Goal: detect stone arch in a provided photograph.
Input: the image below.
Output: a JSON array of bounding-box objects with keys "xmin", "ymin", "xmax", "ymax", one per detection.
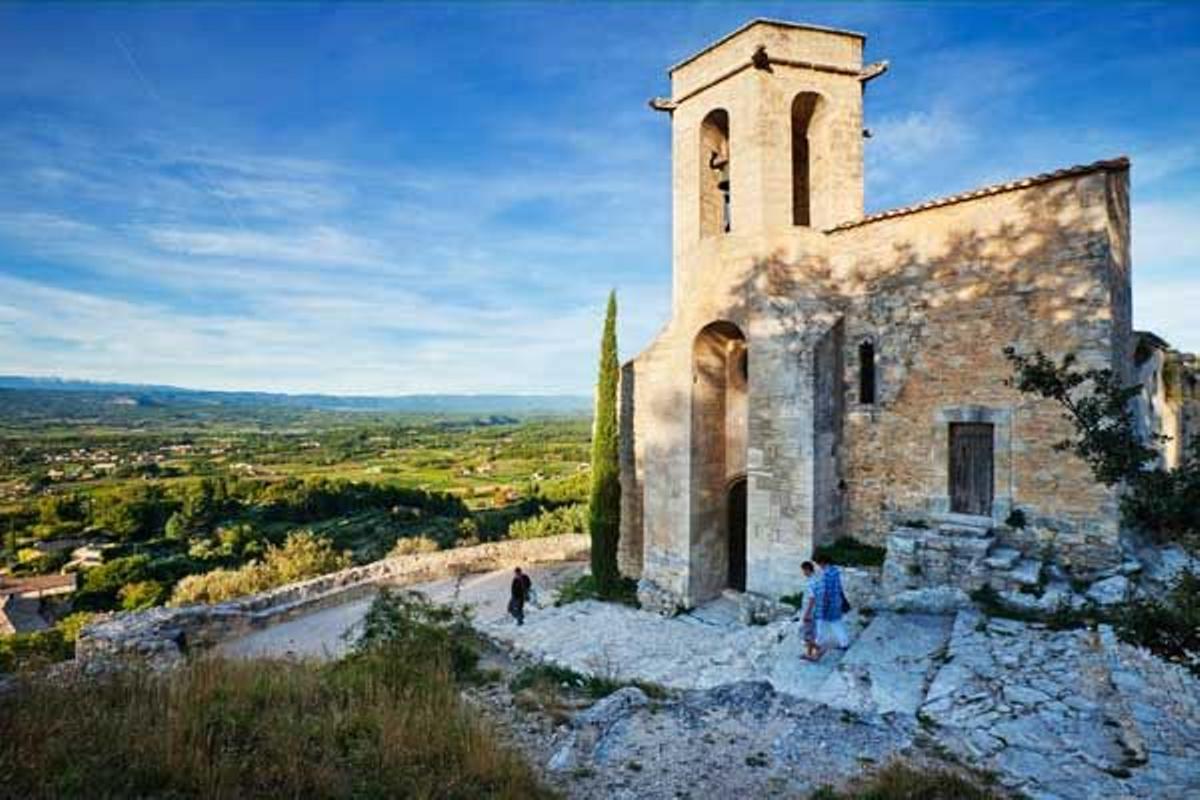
[
  {"xmin": 700, "ymin": 109, "xmax": 731, "ymax": 237},
  {"xmin": 791, "ymin": 92, "xmax": 824, "ymax": 227},
  {"xmin": 690, "ymin": 320, "xmax": 748, "ymax": 601}
]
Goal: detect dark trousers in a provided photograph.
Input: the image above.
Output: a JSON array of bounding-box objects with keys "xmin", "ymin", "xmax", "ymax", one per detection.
[{"xmin": 508, "ymin": 597, "xmax": 525, "ymax": 625}]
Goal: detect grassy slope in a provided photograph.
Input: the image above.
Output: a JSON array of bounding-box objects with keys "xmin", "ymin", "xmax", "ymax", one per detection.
[{"xmin": 0, "ymin": 593, "xmax": 556, "ymax": 800}]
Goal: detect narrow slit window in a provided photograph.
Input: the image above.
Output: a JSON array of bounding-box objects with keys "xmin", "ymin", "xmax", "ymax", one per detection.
[{"xmin": 859, "ymin": 341, "xmax": 876, "ymax": 404}]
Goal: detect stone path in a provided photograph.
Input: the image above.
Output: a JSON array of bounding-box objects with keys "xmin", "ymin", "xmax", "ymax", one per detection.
[
  {"xmin": 217, "ymin": 562, "xmax": 1200, "ymax": 799},
  {"xmin": 220, "ymin": 561, "xmax": 952, "ymax": 717},
  {"xmin": 214, "ymin": 562, "xmax": 588, "ymax": 661}
]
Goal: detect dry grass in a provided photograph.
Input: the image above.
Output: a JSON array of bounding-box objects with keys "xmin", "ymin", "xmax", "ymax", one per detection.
[
  {"xmin": 1, "ymin": 596, "xmax": 556, "ymax": 799},
  {"xmin": 811, "ymin": 759, "xmax": 1002, "ymax": 799}
]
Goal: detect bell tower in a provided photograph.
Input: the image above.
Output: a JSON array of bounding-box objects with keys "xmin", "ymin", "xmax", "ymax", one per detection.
[{"xmin": 653, "ymin": 19, "xmax": 885, "ymax": 302}]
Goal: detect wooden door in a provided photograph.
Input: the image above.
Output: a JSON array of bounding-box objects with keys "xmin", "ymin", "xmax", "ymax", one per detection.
[
  {"xmin": 949, "ymin": 423, "xmax": 994, "ymax": 516},
  {"xmin": 727, "ymin": 478, "xmax": 747, "ymax": 591}
]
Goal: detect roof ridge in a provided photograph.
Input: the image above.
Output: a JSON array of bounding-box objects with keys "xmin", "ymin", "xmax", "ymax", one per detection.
[
  {"xmin": 827, "ymin": 157, "xmax": 1129, "ymax": 233},
  {"xmin": 669, "ymin": 18, "xmax": 866, "ymax": 75}
]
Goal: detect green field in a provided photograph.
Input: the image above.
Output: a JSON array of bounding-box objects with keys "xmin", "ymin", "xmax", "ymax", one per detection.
[{"xmin": 0, "ymin": 393, "xmax": 591, "ymax": 671}]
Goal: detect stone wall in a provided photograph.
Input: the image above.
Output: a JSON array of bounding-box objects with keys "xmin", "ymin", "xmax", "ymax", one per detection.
[
  {"xmin": 830, "ymin": 168, "xmax": 1129, "ymax": 571},
  {"xmin": 76, "ymin": 534, "xmax": 589, "ymax": 669}
]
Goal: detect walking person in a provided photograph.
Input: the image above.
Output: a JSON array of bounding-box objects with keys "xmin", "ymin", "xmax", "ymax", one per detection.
[
  {"xmin": 814, "ymin": 553, "xmax": 850, "ymax": 650},
  {"xmin": 799, "ymin": 561, "xmax": 824, "ymax": 662},
  {"xmin": 508, "ymin": 566, "xmax": 533, "ymax": 626}
]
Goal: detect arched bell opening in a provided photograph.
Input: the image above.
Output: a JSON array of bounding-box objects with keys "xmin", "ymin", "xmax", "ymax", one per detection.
[{"xmin": 700, "ymin": 109, "xmax": 731, "ymax": 237}]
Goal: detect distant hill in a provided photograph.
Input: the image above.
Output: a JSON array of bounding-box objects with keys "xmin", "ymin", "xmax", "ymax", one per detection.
[{"xmin": 0, "ymin": 376, "xmax": 591, "ymax": 417}]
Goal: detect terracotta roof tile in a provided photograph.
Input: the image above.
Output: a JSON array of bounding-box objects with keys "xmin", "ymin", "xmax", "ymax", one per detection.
[
  {"xmin": 827, "ymin": 157, "xmax": 1129, "ymax": 233},
  {"xmin": 0, "ymin": 573, "xmax": 77, "ymax": 596}
]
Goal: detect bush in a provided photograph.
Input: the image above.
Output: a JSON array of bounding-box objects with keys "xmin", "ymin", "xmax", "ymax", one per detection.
[
  {"xmin": 1116, "ymin": 569, "xmax": 1200, "ymax": 675},
  {"xmin": 75, "ymin": 554, "xmax": 153, "ymax": 611},
  {"xmin": 119, "ymin": 579, "xmax": 166, "ymax": 611},
  {"xmin": 813, "ymin": 537, "xmax": 887, "ymax": 568},
  {"xmin": 554, "ymin": 573, "xmax": 639, "ymax": 607},
  {"xmin": 390, "ymin": 535, "xmax": 440, "ymax": 556},
  {"xmin": 0, "ymin": 629, "xmax": 71, "ymax": 674},
  {"xmin": 354, "ymin": 589, "xmax": 479, "ymax": 681},
  {"xmin": 170, "ymin": 531, "xmax": 350, "ymax": 605},
  {"xmin": 508, "ymin": 503, "xmax": 587, "ymax": 540}
]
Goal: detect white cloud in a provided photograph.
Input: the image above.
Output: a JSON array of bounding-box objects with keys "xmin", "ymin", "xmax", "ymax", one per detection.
[{"xmin": 1134, "ymin": 280, "xmax": 1200, "ymax": 354}]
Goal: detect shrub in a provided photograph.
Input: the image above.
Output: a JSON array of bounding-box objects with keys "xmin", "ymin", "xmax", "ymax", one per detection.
[
  {"xmin": 170, "ymin": 531, "xmax": 350, "ymax": 605},
  {"xmin": 354, "ymin": 589, "xmax": 479, "ymax": 682},
  {"xmin": 55, "ymin": 611, "xmax": 95, "ymax": 643},
  {"xmin": 813, "ymin": 537, "xmax": 887, "ymax": 568},
  {"xmin": 0, "ymin": 629, "xmax": 70, "ymax": 673},
  {"xmin": 389, "ymin": 535, "xmax": 440, "ymax": 556},
  {"xmin": 508, "ymin": 503, "xmax": 587, "ymax": 540},
  {"xmin": 119, "ymin": 579, "xmax": 166, "ymax": 611},
  {"xmin": 75, "ymin": 554, "xmax": 153, "ymax": 611},
  {"xmin": 1116, "ymin": 569, "xmax": 1200, "ymax": 675},
  {"xmin": 554, "ymin": 573, "xmax": 639, "ymax": 608}
]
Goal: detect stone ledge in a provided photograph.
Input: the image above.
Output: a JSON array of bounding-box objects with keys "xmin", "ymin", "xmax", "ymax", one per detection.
[{"xmin": 76, "ymin": 533, "xmax": 589, "ymax": 670}]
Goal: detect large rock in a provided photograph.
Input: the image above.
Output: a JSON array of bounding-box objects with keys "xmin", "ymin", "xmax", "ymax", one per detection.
[
  {"xmin": 1086, "ymin": 575, "xmax": 1130, "ymax": 607},
  {"xmin": 811, "ymin": 612, "xmax": 954, "ymax": 715},
  {"xmin": 920, "ymin": 608, "xmax": 1200, "ymax": 799},
  {"xmin": 881, "ymin": 586, "xmax": 972, "ymax": 614}
]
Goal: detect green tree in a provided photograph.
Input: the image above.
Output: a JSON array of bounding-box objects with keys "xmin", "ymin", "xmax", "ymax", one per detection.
[
  {"xmin": 1005, "ymin": 348, "xmax": 1200, "ymax": 543},
  {"xmin": 5, "ymin": 520, "xmax": 17, "ymax": 562},
  {"xmin": 588, "ymin": 290, "xmax": 621, "ymax": 594}
]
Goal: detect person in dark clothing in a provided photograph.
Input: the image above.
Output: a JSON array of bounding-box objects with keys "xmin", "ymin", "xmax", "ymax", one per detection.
[{"xmin": 509, "ymin": 567, "xmax": 533, "ymax": 626}]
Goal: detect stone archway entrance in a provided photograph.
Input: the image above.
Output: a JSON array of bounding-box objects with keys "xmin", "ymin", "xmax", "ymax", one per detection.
[
  {"xmin": 689, "ymin": 321, "xmax": 748, "ymax": 603},
  {"xmin": 727, "ymin": 477, "xmax": 747, "ymax": 591}
]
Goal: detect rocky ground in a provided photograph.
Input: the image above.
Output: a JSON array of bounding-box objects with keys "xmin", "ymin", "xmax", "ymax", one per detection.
[{"xmin": 214, "ymin": 560, "xmax": 1199, "ymax": 799}]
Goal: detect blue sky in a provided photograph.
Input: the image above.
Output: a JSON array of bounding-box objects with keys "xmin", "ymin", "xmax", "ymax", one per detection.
[{"xmin": 1, "ymin": 2, "xmax": 1197, "ymax": 395}]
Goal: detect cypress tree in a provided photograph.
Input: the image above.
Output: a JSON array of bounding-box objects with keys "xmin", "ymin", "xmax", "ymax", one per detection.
[{"xmin": 589, "ymin": 290, "xmax": 621, "ymax": 595}]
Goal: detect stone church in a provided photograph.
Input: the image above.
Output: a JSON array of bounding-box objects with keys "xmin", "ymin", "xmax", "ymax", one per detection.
[{"xmin": 617, "ymin": 19, "xmax": 1147, "ymax": 612}]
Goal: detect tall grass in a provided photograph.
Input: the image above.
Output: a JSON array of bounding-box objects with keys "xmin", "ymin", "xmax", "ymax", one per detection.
[
  {"xmin": 811, "ymin": 759, "xmax": 1001, "ymax": 799},
  {"xmin": 0, "ymin": 591, "xmax": 556, "ymax": 799}
]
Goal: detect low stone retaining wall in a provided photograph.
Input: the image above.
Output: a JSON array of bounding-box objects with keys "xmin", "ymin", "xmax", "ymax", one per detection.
[{"xmin": 76, "ymin": 533, "xmax": 589, "ymax": 670}]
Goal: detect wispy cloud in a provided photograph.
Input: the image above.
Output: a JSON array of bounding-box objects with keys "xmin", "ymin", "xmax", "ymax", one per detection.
[{"xmin": 0, "ymin": 2, "xmax": 1195, "ymax": 392}]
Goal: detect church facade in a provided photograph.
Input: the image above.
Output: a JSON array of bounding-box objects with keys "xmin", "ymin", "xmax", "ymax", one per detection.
[{"xmin": 617, "ymin": 19, "xmax": 1137, "ymax": 611}]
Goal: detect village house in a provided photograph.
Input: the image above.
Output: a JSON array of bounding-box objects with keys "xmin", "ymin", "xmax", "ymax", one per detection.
[
  {"xmin": 617, "ymin": 19, "xmax": 1191, "ymax": 612},
  {"xmin": 0, "ymin": 573, "xmax": 77, "ymax": 634}
]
